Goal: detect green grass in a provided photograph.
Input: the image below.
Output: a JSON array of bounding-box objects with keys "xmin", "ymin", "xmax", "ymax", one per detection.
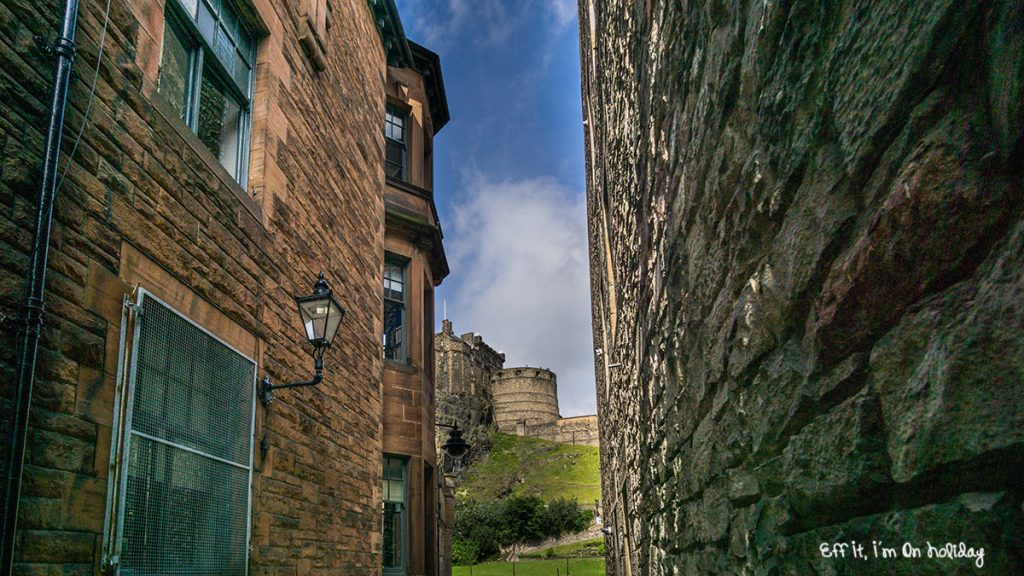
[
  {"xmin": 521, "ymin": 538, "xmax": 604, "ymax": 559},
  {"xmin": 454, "ymin": 558, "xmax": 605, "ymax": 576},
  {"xmin": 458, "ymin": 433, "xmax": 601, "ymax": 505}
]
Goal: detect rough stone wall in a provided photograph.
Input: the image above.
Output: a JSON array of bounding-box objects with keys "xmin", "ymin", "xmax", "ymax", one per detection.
[
  {"xmin": 581, "ymin": 0, "xmax": 1023, "ymax": 574},
  {"xmin": 555, "ymin": 415, "xmax": 600, "ymax": 447},
  {"xmin": 435, "ymin": 320, "xmax": 505, "ymax": 399},
  {"xmin": 0, "ymin": 0, "xmax": 387, "ymax": 573},
  {"xmin": 491, "ymin": 367, "xmax": 561, "ymax": 433}
]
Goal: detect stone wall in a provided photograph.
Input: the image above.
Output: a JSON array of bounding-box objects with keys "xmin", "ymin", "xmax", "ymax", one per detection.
[
  {"xmin": 555, "ymin": 415, "xmax": 599, "ymax": 447},
  {"xmin": 580, "ymin": 0, "xmax": 1024, "ymax": 574},
  {"xmin": 0, "ymin": 0, "xmax": 387, "ymax": 573}
]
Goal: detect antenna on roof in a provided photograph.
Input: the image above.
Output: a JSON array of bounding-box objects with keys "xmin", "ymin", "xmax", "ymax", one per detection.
[{"xmin": 443, "ymin": 298, "xmax": 447, "ymax": 320}]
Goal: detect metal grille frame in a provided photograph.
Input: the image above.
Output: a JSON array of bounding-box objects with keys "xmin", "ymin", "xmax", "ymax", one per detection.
[{"xmin": 106, "ymin": 288, "xmax": 258, "ymax": 575}]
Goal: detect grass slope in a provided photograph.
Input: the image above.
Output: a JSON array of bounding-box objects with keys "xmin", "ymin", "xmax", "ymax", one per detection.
[
  {"xmin": 459, "ymin": 433, "xmax": 601, "ymax": 505},
  {"xmin": 454, "ymin": 559, "xmax": 605, "ymax": 576},
  {"xmin": 522, "ymin": 538, "xmax": 604, "ymax": 559}
]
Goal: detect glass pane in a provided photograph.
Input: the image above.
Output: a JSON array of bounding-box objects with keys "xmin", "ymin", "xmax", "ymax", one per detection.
[
  {"xmin": 383, "ymin": 502, "xmax": 403, "ymax": 568},
  {"xmin": 214, "ymin": 25, "xmax": 237, "ymax": 78},
  {"xmin": 197, "ymin": 1, "xmax": 217, "ymax": 44},
  {"xmin": 157, "ymin": 21, "xmax": 192, "ymax": 122},
  {"xmin": 384, "ymin": 261, "xmax": 404, "ymax": 299},
  {"xmin": 233, "ymin": 49, "xmax": 251, "ymax": 93},
  {"xmin": 177, "ymin": 0, "xmax": 199, "ymax": 18},
  {"xmin": 237, "ymin": 31, "xmax": 254, "ymax": 64},
  {"xmin": 385, "ymin": 141, "xmax": 405, "ymax": 179},
  {"xmin": 384, "ymin": 300, "xmax": 404, "ymax": 361},
  {"xmin": 388, "ymin": 480, "xmax": 405, "ymax": 502},
  {"xmin": 221, "ymin": 1, "xmax": 238, "ymax": 36},
  {"xmin": 197, "ymin": 69, "xmax": 243, "ymax": 178},
  {"xmin": 385, "ymin": 109, "xmax": 405, "ymax": 142}
]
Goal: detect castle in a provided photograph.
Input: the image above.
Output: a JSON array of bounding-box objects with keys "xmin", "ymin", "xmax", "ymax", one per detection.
[{"xmin": 435, "ymin": 320, "xmax": 600, "ymax": 448}]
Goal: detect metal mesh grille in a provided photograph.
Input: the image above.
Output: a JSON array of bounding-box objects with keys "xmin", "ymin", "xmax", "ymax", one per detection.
[{"xmin": 121, "ymin": 294, "xmax": 255, "ymax": 575}]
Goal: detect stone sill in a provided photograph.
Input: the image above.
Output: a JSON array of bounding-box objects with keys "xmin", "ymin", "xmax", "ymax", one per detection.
[{"xmin": 148, "ymin": 90, "xmax": 264, "ymax": 224}]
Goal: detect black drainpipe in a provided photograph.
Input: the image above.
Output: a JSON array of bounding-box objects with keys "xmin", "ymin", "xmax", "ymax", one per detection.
[{"xmin": 1, "ymin": 1, "xmax": 79, "ymax": 573}]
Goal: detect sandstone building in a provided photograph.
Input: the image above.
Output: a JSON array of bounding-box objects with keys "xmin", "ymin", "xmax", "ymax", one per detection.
[
  {"xmin": 381, "ymin": 23, "xmax": 452, "ymax": 576},
  {"xmin": 581, "ymin": 0, "xmax": 1024, "ymax": 574},
  {"xmin": 0, "ymin": 0, "xmax": 452, "ymax": 574},
  {"xmin": 435, "ymin": 322, "xmax": 600, "ymax": 449}
]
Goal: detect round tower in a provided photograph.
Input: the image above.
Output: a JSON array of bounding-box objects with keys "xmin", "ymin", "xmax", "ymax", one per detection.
[{"xmin": 490, "ymin": 367, "xmax": 559, "ymax": 435}]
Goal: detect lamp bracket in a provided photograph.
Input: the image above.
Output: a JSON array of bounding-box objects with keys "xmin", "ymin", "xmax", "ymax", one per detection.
[{"xmin": 259, "ymin": 349, "xmax": 325, "ymax": 405}]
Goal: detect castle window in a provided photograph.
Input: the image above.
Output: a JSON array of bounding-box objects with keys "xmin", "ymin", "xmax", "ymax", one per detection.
[
  {"xmin": 383, "ymin": 256, "xmax": 407, "ymax": 362},
  {"xmin": 158, "ymin": 0, "xmax": 255, "ymax": 186},
  {"xmin": 384, "ymin": 105, "xmax": 408, "ymax": 180},
  {"xmin": 382, "ymin": 454, "xmax": 408, "ymax": 574}
]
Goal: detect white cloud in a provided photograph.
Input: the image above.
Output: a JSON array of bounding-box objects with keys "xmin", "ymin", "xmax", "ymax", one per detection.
[
  {"xmin": 443, "ymin": 173, "xmax": 597, "ymax": 416},
  {"xmin": 548, "ymin": 0, "xmax": 578, "ymax": 30},
  {"xmin": 400, "ymin": 0, "xmax": 575, "ymax": 52}
]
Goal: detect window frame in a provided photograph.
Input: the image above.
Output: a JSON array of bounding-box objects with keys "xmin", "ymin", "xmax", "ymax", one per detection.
[
  {"xmin": 383, "ymin": 255, "xmax": 409, "ymax": 363},
  {"xmin": 102, "ymin": 288, "xmax": 258, "ymax": 574},
  {"xmin": 159, "ymin": 0, "xmax": 255, "ymax": 187},
  {"xmin": 384, "ymin": 104, "xmax": 409, "ymax": 181},
  {"xmin": 382, "ymin": 454, "xmax": 410, "ymax": 575}
]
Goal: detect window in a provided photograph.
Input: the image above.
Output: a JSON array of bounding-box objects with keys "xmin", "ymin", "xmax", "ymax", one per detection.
[
  {"xmin": 106, "ymin": 290, "xmax": 257, "ymax": 575},
  {"xmin": 158, "ymin": 0, "xmax": 255, "ymax": 186},
  {"xmin": 382, "ymin": 455, "xmax": 408, "ymax": 574},
  {"xmin": 385, "ymin": 106, "xmax": 408, "ymax": 180},
  {"xmin": 384, "ymin": 257, "xmax": 407, "ymax": 362}
]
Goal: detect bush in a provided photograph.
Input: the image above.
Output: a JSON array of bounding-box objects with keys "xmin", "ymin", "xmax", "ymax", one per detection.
[
  {"xmin": 454, "ymin": 500, "xmax": 509, "ymax": 560},
  {"xmin": 454, "ymin": 496, "xmax": 594, "ymax": 560},
  {"xmin": 597, "ymin": 542, "xmax": 606, "ymax": 555},
  {"xmin": 452, "ymin": 539, "xmax": 479, "ymax": 566},
  {"xmin": 540, "ymin": 497, "xmax": 592, "ymax": 538}
]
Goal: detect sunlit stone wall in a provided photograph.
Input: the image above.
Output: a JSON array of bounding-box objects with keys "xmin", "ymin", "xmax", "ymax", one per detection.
[{"xmin": 580, "ymin": 0, "xmax": 1024, "ymax": 573}]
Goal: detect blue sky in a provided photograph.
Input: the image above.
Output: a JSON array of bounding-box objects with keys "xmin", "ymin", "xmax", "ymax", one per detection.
[{"xmin": 395, "ymin": 0, "xmax": 596, "ymax": 416}]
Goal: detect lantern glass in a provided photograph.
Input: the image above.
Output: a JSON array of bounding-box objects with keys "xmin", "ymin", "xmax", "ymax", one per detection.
[{"xmin": 296, "ymin": 293, "xmax": 345, "ymax": 348}]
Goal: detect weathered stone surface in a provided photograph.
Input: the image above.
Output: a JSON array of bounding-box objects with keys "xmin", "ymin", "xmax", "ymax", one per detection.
[{"xmin": 580, "ymin": 0, "xmax": 1024, "ymax": 573}]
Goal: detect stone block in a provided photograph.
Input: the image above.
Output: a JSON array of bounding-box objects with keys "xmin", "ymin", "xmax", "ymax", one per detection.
[{"xmin": 17, "ymin": 530, "xmax": 94, "ymax": 564}]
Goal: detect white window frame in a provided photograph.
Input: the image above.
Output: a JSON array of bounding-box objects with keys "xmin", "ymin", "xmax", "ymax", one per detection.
[{"xmin": 101, "ymin": 287, "xmax": 258, "ymax": 574}]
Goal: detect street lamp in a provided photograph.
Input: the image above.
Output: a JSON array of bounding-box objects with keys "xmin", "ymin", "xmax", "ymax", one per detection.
[
  {"xmin": 441, "ymin": 424, "xmax": 470, "ymax": 460},
  {"xmin": 260, "ymin": 272, "xmax": 346, "ymax": 405},
  {"xmin": 436, "ymin": 422, "xmax": 470, "ymax": 462}
]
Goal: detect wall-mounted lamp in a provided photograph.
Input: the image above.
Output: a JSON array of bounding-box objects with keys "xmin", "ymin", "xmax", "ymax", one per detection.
[
  {"xmin": 260, "ymin": 272, "xmax": 346, "ymax": 405},
  {"xmin": 436, "ymin": 422, "xmax": 470, "ymax": 461}
]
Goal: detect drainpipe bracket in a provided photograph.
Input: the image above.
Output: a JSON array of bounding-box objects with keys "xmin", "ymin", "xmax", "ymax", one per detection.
[
  {"xmin": 19, "ymin": 296, "xmax": 45, "ymax": 332},
  {"xmin": 33, "ymin": 35, "xmax": 76, "ymax": 62}
]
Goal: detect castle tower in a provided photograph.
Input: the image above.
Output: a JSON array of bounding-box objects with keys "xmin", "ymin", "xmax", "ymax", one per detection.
[{"xmin": 491, "ymin": 367, "xmax": 560, "ymax": 436}]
